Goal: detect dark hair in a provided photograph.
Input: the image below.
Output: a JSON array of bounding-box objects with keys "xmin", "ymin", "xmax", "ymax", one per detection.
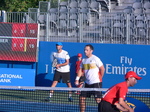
[{"xmin": 85, "ymin": 44, "xmax": 94, "ymax": 50}]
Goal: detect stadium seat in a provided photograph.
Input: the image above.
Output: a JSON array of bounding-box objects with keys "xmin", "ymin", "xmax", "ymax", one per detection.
[
  {"xmin": 48, "ymin": 8, "xmax": 58, "ymax": 36},
  {"xmin": 134, "ymin": 22, "xmax": 147, "ymax": 44},
  {"xmin": 135, "ymin": 22, "xmax": 146, "ymax": 37},
  {"xmin": 69, "ymin": 16, "xmax": 78, "ymax": 28},
  {"xmin": 118, "ymin": 0, "xmax": 137, "ymax": 5},
  {"xmin": 101, "ymin": 26, "xmax": 111, "ymax": 38},
  {"xmin": 133, "ymin": 8, "xmax": 143, "ymax": 17},
  {"xmin": 49, "ymin": 8, "xmax": 58, "ymax": 22},
  {"xmin": 113, "ymin": 14, "xmax": 124, "ymax": 21},
  {"xmin": 59, "ymin": 1, "xmax": 68, "ymax": 8},
  {"xmin": 135, "ymin": 14, "xmax": 145, "ymax": 25},
  {"xmin": 123, "ymin": 6, "xmax": 132, "ymax": 14},
  {"xmin": 112, "ymin": 21, "xmax": 125, "ymax": 43},
  {"xmin": 143, "ymin": 2, "xmax": 150, "ymax": 9},
  {"xmin": 69, "ymin": 1, "xmax": 78, "ymax": 8},
  {"xmin": 79, "ymin": 8, "xmax": 90, "ymax": 27},
  {"xmin": 144, "ymin": 8, "xmax": 150, "ymax": 19},
  {"xmin": 89, "ymin": 1, "xmax": 99, "ymax": 12},
  {"xmin": 58, "ymin": 19, "xmax": 67, "ymax": 36},
  {"xmin": 68, "ymin": 10, "xmax": 78, "ymax": 28},
  {"xmin": 79, "ymin": 0, "xmax": 89, "ymax": 3},
  {"xmin": 58, "ymin": 7, "xmax": 68, "ymax": 36},
  {"xmin": 38, "ymin": 14, "xmax": 46, "ymax": 24},
  {"xmin": 59, "ymin": 8, "xmax": 68, "ymax": 20},
  {"xmin": 98, "ymin": 0, "xmax": 109, "ymax": 12},
  {"xmin": 132, "ymin": 2, "xmax": 142, "ymax": 9},
  {"xmin": 79, "ymin": 1, "xmax": 89, "ymax": 9},
  {"xmin": 146, "ymin": 15, "xmax": 150, "ymax": 26},
  {"xmin": 68, "ymin": 20, "xmax": 78, "ymax": 36},
  {"xmin": 69, "ymin": 8, "xmax": 78, "ymax": 26}
]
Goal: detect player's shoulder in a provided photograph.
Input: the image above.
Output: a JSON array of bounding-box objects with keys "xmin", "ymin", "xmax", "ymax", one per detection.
[
  {"xmin": 116, "ymin": 81, "xmax": 127, "ymax": 88},
  {"xmin": 53, "ymin": 52, "xmax": 57, "ymax": 55},
  {"xmin": 62, "ymin": 50, "xmax": 68, "ymax": 53},
  {"xmin": 82, "ymin": 58, "xmax": 86, "ymax": 63},
  {"xmin": 92, "ymin": 55, "xmax": 101, "ymax": 60},
  {"xmin": 62, "ymin": 50, "xmax": 70, "ymax": 56}
]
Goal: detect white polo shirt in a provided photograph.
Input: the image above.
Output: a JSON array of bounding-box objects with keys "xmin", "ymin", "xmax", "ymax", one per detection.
[
  {"xmin": 81, "ymin": 55, "xmax": 103, "ymax": 84},
  {"xmin": 53, "ymin": 50, "xmax": 70, "ymax": 72}
]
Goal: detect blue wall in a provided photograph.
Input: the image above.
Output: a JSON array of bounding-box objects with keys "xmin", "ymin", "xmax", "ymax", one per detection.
[
  {"xmin": 37, "ymin": 42, "xmax": 150, "ymax": 89},
  {"xmin": 0, "ymin": 61, "xmax": 37, "ymax": 86}
]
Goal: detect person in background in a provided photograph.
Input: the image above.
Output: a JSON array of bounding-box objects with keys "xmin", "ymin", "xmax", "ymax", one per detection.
[
  {"xmin": 75, "ymin": 44, "xmax": 105, "ymax": 112},
  {"xmin": 45, "ymin": 42, "xmax": 73, "ymax": 102},
  {"xmin": 75, "ymin": 53, "xmax": 85, "ymax": 95},
  {"xmin": 98, "ymin": 71, "xmax": 142, "ymax": 112}
]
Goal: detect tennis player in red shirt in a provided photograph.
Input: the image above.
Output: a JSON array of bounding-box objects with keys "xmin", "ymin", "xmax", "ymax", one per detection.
[{"xmin": 98, "ymin": 71, "xmax": 142, "ymax": 112}]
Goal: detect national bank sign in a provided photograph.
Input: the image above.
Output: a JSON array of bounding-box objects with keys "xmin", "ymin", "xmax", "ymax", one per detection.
[
  {"xmin": 0, "ymin": 68, "xmax": 35, "ymax": 86},
  {"xmin": 0, "ymin": 74, "xmax": 23, "ymax": 83}
]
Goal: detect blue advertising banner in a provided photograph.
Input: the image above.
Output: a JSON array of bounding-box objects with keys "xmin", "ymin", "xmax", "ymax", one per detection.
[
  {"xmin": 37, "ymin": 42, "xmax": 150, "ymax": 89},
  {"xmin": 0, "ymin": 68, "xmax": 35, "ymax": 86},
  {"xmin": 126, "ymin": 97, "xmax": 150, "ymax": 112}
]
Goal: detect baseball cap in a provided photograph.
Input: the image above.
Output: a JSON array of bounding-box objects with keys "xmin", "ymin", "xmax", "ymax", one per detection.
[
  {"xmin": 77, "ymin": 53, "xmax": 82, "ymax": 57},
  {"xmin": 56, "ymin": 42, "xmax": 63, "ymax": 46},
  {"xmin": 125, "ymin": 71, "xmax": 142, "ymax": 80}
]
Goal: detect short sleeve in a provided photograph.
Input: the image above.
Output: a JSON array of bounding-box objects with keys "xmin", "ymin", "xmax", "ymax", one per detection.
[
  {"xmin": 95, "ymin": 57, "xmax": 103, "ymax": 67},
  {"xmin": 65, "ymin": 51, "xmax": 70, "ymax": 60},
  {"xmin": 118, "ymin": 87, "xmax": 127, "ymax": 99}
]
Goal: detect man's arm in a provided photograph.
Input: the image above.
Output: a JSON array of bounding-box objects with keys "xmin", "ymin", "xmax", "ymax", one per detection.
[
  {"xmin": 56, "ymin": 59, "xmax": 69, "ymax": 68},
  {"xmin": 115, "ymin": 103, "xmax": 129, "ymax": 112},
  {"xmin": 117, "ymin": 98, "xmax": 134, "ymax": 112},
  {"xmin": 75, "ymin": 67, "xmax": 83, "ymax": 86},
  {"xmin": 99, "ymin": 65, "xmax": 105, "ymax": 79}
]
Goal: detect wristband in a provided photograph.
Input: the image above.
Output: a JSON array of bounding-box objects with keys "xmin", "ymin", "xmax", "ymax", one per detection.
[{"xmin": 75, "ymin": 76, "xmax": 80, "ymax": 81}]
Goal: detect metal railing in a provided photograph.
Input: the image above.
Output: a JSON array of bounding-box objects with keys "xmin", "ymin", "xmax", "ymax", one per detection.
[{"xmin": 2, "ymin": 11, "xmax": 150, "ymax": 45}]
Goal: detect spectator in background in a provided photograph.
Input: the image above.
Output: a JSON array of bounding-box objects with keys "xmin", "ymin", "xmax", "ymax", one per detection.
[
  {"xmin": 98, "ymin": 71, "xmax": 142, "ymax": 112},
  {"xmin": 45, "ymin": 42, "xmax": 73, "ymax": 102},
  {"xmin": 75, "ymin": 53, "xmax": 85, "ymax": 95},
  {"xmin": 75, "ymin": 44, "xmax": 105, "ymax": 112}
]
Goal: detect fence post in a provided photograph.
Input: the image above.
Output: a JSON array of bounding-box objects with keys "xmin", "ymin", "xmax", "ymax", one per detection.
[
  {"xmin": 2, "ymin": 10, "xmax": 7, "ymax": 22},
  {"xmin": 46, "ymin": 13, "xmax": 49, "ymax": 41},
  {"xmin": 126, "ymin": 14, "xmax": 130, "ymax": 44},
  {"xmin": 79, "ymin": 13, "xmax": 83, "ymax": 43}
]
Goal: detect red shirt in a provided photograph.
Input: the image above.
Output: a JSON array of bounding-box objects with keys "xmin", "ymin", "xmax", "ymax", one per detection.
[
  {"xmin": 102, "ymin": 81, "xmax": 128, "ymax": 104},
  {"xmin": 75, "ymin": 60, "xmax": 82, "ymax": 74}
]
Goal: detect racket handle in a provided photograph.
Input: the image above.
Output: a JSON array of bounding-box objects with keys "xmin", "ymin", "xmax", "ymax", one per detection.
[
  {"xmin": 77, "ymin": 83, "xmax": 84, "ymax": 88},
  {"xmin": 45, "ymin": 64, "xmax": 48, "ymax": 73}
]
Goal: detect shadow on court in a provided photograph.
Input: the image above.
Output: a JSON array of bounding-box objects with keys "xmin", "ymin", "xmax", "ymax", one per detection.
[{"xmin": 0, "ymin": 100, "xmax": 97, "ymax": 112}]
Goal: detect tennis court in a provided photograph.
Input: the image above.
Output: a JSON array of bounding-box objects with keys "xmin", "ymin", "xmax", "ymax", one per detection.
[{"xmin": 0, "ymin": 86, "xmax": 98, "ymax": 112}]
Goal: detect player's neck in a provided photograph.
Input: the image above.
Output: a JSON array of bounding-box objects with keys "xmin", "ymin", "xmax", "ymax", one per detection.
[
  {"xmin": 126, "ymin": 80, "xmax": 131, "ymax": 87},
  {"xmin": 57, "ymin": 49, "xmax": 62, "ymax": 53},
  {"xmin": 87, "ymin": 54, "xmax": 93, "ymax": 58}
]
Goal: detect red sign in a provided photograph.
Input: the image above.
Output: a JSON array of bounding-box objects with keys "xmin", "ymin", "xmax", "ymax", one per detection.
[
  {"xmin": 11, "ymin": 38, "xmax": 26, "ymax": 52},
  {"xmin": 12, "ymin": 23, "xmax": 26, "ymax": 37},
  {"xmin": 0, "ymin": 22, "xmax": 38, "ymax": 62},
  {"xmin": 26, "ymin": 39, "xmax": 37, "ymax": 52},
  {"xmin": 26, "ymin": 23, "xmax": 38, "ymax": 37}
]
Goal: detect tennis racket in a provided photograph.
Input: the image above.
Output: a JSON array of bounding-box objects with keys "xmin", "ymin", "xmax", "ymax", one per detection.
[{"xmin": 52, "ymin": 58, "xmax": 57, "ymax": 67}]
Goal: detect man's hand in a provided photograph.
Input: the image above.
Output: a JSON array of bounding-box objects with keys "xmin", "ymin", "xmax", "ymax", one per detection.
[
  {"xmin": 75, "ymin": 80, "xmax": 79, "ymax": 86},
  {"xmin": 56, "ymin": 64, "xmax": 60, "ymax": 69}
]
